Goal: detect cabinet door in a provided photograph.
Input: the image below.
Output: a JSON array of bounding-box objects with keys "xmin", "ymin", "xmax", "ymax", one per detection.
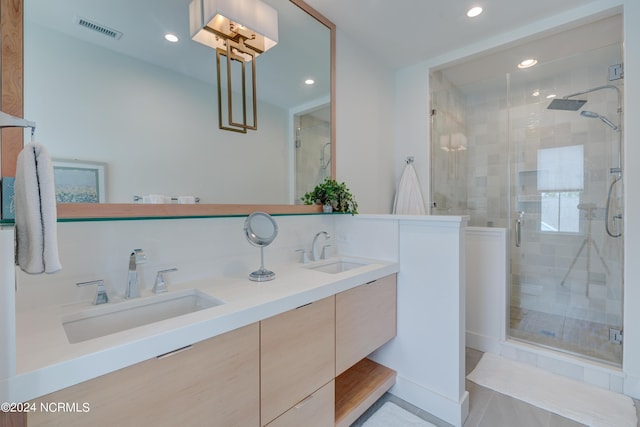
[
  {"xmin": 260, "ymin": 296, "xmax": 335, "ymax": 426},
  {"xmin": 336, "ymin": 274, "xmax": 397, "ymax": 376},
  {"xmin": 28, "ymin": 323, "xmax": 260, "ymax": 427},
  {"xmin": 265, "ymin": 380, "xmax": 334, "ymax": 427}
]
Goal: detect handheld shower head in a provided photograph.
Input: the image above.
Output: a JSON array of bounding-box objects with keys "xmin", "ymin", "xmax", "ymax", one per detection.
[
  {"xmin": 580, "ymin": 110, "xmax": 599, "ymax": 118},
  {"xmin": 580, "ymin": 110, "xmax": 619, "ymax": 131}
]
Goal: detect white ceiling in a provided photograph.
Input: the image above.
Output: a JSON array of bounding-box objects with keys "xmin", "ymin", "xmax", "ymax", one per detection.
[
  {"xmin": 303, "ymin": 0, "xmax": 609, "ymax": 70},
  {"xmin": 304, "ymin": 0, "xmax": 622, "ymax": 95}
]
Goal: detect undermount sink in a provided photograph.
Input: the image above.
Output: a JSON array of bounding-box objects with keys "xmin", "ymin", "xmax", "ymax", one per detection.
[
  {"xmin": 306, "ymin": 258, "xmax": 369, "ymax": 274},
  {"xmin": 62, "ymin": 289, "xmax": 224, "ymax": 344}
]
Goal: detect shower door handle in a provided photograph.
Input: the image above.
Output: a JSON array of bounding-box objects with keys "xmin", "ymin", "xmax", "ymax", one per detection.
[{"xmin": 515, "ymin": 211, "xmax": 524, "ymax": 247}]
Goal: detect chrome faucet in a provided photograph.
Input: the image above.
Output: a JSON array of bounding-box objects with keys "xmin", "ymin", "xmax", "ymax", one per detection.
[
  {"xmin": 126, "ymin": 249, "xmax": 147, "ymax": 299},
  {"xmin": 311, "ymin": 231, "xmax": 330, "ymax": 261},
  {"xmin": 153, "ymin": 268, "xmax": 178, "ymax": 294}
]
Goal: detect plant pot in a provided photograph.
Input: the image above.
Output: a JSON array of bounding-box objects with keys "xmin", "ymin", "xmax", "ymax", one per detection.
[{"xmin": 322, "ymin": 204, "xmax": 333, "ymax": 213}]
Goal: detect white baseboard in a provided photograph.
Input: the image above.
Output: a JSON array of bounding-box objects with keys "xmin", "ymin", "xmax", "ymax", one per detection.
[
  {"xmin": 466, "ymin": 331, "xmax": 501, "ymax": 354},
  {"xmin": 389, "ymin": 375, "xmax": 469, "ymax": 427}
]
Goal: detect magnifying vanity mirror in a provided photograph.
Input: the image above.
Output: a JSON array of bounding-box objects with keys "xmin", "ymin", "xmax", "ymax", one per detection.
[
  {"xmin": 244, "ymin": 211, "xmax": 278, "ymax": 281},
  {"xmin": 0, "ymin": 0, "xmax": 335, "ymax": 221}
]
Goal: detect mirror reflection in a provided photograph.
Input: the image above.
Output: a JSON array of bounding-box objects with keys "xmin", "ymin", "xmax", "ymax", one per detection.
[{"xmin": 24, "ymin": 0, "xmax": 332, "ymax": 206}]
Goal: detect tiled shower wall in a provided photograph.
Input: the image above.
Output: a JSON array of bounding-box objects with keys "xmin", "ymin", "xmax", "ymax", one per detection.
[
  {"xmin": 294, "ymin": 112, "xmax": 331, "ymax": 203},
  {"xmin": 430, "ymin": 70, "xmax": 471, "ymax": 217}
]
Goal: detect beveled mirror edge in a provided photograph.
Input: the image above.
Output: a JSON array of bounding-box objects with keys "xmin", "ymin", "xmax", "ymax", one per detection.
[{"xmin": 0, "ymin": 0, "xmax": 335, "ymax": 221}]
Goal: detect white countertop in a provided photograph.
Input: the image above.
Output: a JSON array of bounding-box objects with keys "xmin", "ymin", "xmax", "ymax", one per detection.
[{"xmin": 8, "ymin": 256, "xmax": 398, "ymax": 403}]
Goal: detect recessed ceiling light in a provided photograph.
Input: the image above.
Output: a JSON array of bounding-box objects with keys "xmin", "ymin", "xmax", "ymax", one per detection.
[
  {"xmin": 467, "ymin": 6, "xmax": 483, "ymax": 18},
  {"xmin": 532, "ymin": 90, "xmax": 540, "ymax": 97},
  {"xmin": 304, "ymin": 79, "xmax": 315, "ymax": 85},
  {"xmin": 517, "ymin": 58, "xmax": 537, "ymax": 69},
  {"xmin": 546, "ymin": 94, "xmax": 557, "ymax": 99},
  {"xmin": 164, "ymin": 33, "xmax": 179, "ymax": 43}
]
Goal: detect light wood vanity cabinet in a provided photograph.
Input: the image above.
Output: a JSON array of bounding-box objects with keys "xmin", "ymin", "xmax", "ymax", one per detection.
[
  {"xmin": 21, "ymin": 274, "xmax": 397, "ymax": 427},
  {"xmin": 27, "ymin": 323, "xmax": 260, "ymax": 427},
  {"xmin": 260, "ymin": 296, "xmax": 335, "ymax": 426},
  {"xmin": 336, "ymin": 274, "xmax": 397, "ymax": 376}
]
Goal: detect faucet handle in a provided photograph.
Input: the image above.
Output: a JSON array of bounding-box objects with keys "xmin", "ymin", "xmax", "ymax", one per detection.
[
  {"xmin": 295, "ymin": 249, "xmax": 310, "ymax": 264},
  {"xmin": 77, "ymin": 280, "xmax": 109, "ymax": 305},
  {"xmin": 153, "ymin": 268, "xmax": 178, "ymax": 294}
]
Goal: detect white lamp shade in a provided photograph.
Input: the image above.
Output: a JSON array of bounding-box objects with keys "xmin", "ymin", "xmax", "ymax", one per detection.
[
  {"xmin": 190, "ymin": 0, "xmax": 278, "ymax": 56},
  {"xmin": 451, "ymin": 132, "xmax": 467, "ymax": 151},
  {"xmin": 440, "ymin": 134, "xmax": 451, "ymax": 151}
]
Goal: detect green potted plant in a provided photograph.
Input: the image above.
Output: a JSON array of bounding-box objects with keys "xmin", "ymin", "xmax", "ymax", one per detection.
[{"xmin": 302, "ymin": 178, "xmax": 358, "ymax": 214}]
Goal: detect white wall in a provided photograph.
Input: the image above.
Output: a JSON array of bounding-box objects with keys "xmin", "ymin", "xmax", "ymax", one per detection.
[
  {"xmin": 0, "ymin": 229, "xmax": 16, "ymax": 392},
  {"xmin": 395, "ymin": 0, "xmax": 640, "ymax": 398},
  {"xmin": 335, "ymin": 29, "xmax": 397, "ymax": 214},
  {"xmin": 465, "ymin": 227, "xmax": 507, "ymax": 353},
  {"xmin": 13, "ymin": 215, "xmax": 335, "ymax": 312},
  {"xmin": 622, "ymin": 0, "xmax": 640, "ymax": 397},
  {"xmin": 369, "ymin": 216, "xmax": 469, "ymax": 427}
]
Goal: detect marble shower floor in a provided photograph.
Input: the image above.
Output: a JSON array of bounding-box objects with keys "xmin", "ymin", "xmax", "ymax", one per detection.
[{"xmin": 510, "ymin": 306, "xmax": 622, "ymax": 365}]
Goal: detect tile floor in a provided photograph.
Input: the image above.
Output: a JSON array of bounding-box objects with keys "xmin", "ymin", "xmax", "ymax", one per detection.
[
  {"xmin": 352, "ymin": 348, "xmax": 640, "ymax": 427},
  {"xmin": 510, "ymin": 306, "xmax": 622, "ymax": 365}
]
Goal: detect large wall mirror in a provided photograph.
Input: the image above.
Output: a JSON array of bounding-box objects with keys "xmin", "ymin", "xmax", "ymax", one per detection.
[{"xmin": 2, "ymin": 0, "xmax": 334, "ymax": 219}]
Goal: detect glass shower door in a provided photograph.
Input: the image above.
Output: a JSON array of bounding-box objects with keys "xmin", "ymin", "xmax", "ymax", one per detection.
[{"xmin": 508, "ymin": 63, "xmax": 624, "ymax": 365}]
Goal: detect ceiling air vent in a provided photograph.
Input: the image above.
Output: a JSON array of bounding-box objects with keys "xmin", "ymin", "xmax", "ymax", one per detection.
[{"xmin": 75, "ymin": 17, "xmax": 123, "ymax": 40}]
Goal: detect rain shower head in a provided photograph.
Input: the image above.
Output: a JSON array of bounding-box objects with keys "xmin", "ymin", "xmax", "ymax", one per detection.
[
  {"xmin": 580, "ymin": 110, "xmax": 619, "ymax": 131},
  {"xmin": 547, "ymin": 98, "xmax": 587, "ymax": 111}
]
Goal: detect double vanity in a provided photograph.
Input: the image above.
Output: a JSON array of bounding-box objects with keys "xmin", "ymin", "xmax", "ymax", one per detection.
[{"xmin": 14, "ymin": 255, "xmax": 399, "ymax": 426}]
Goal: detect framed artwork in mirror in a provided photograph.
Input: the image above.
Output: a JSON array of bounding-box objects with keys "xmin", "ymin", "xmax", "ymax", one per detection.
[{"xmin": 52, "ymin": 160, "xmax": 106, "ymax": 203}]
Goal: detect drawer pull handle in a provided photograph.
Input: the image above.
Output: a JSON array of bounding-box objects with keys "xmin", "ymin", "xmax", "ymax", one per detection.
[
  {"xmin": 294, "ymin": 394, "xmax": 314, "ymax": 409},
  {"xmin": 295, "ymin": 302, "xmax": 312, "ymax": 310},
  {"xmin": 156, "ymin": 345, "xmax": 192, "ymax": 359},
  {"xmin": 366, "ymin": 280, "xmax": 376, "ymax": 285}
]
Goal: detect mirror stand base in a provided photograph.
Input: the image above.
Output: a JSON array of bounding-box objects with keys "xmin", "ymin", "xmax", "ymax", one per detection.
[{"xmin": 249, "ymin": 268, "xmax": 276, "ymax": 282}]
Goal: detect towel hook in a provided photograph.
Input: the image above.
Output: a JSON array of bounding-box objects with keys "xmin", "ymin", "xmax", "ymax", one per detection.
[
  {"xmin": 0, "ymin": 110, "xmax": 36, "ymax": 143},
  {"xmin": 406, "ymin": 156, "xmax": 414, "ymax": 164}
]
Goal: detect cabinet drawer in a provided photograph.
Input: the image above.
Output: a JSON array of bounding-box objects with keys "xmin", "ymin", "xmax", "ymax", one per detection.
[
  {"xmin": 336, "ymin": 274, "xmax": 397, "ymax": 375},
  {"xmin": 28, "ymin": 323, "xmax": 260, "ymax": 427},
  {"xmin": 261, "ymin": 296, "xmax": 335, "ymax": 425},
  {"xmin": 265, "ymin": 380, "xmax": 334, "ymax": 427}
]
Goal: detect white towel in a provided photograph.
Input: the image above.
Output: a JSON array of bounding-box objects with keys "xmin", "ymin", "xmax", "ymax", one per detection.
[
  {"xmin": 14, "ymin": 142, "xmax": 62, "ymax": 274},
  {"xmin": 393, "ymin": 163, "xmax": 426, "ymax": 215}
]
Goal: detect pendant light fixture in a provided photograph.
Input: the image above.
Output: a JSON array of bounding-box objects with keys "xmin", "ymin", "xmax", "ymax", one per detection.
[{"xmin": 189, "ymin": 0, "xmax": 278, "ymax": 133}]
